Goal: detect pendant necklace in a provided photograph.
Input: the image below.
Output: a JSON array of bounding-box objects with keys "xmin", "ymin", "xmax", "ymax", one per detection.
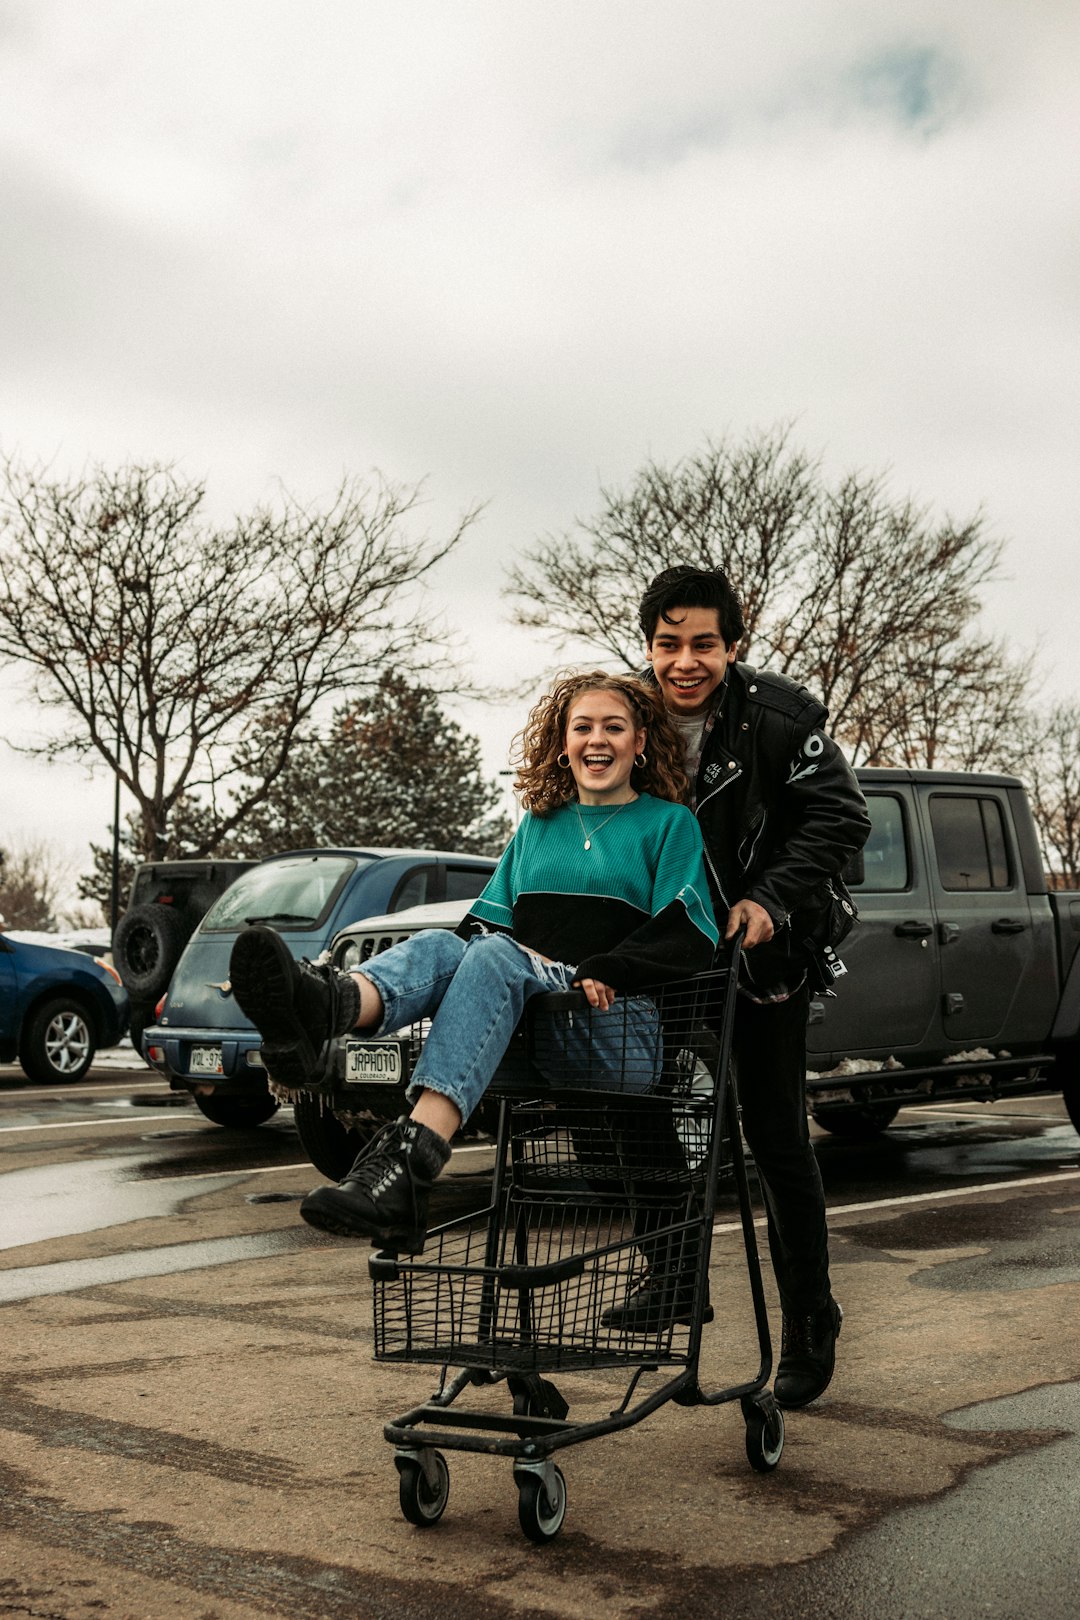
[{"xmin": 573, "ymin": 794, "xmax": 637, "ymax": 851}]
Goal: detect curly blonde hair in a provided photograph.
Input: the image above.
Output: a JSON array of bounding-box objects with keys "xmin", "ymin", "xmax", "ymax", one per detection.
[{"xmin": 513, "ymin": 671, "xmax": 690, "ymax": 816}]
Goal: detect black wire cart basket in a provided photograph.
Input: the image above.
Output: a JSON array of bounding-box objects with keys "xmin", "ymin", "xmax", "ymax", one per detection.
[{"xmin": 368, "ymin": 935, "xmax": 783, "ymax": 1542}]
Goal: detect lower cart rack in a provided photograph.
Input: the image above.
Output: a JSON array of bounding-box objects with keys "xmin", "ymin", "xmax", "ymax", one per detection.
[{"xmin": 368, "ymin": 949, "xmax": 784, "ymax": 1540}]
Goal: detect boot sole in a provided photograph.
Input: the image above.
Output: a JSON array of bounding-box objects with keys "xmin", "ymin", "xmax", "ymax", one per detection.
[
  {"xmin": 230, "ymin": 928, "xmax": 319, "ymax": 1082},
  {"xmin": 300, "ymin": 1189, "xmax": 426, "ymax": 1254}
]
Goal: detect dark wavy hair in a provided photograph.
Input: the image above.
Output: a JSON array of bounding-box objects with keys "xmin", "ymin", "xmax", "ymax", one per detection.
[
  {"xmin": 638, "ymin": 564, "xmax": 745, "ymax": 648},
  {"xmin": 513, "ymin": 671, "xmax": 690, "ymax": 816}
]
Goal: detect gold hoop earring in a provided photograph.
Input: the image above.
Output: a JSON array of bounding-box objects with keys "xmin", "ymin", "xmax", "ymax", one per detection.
[
  {"xmin": 635, "ymin": 751, "xmax": 647, "ymax": 768},
  {"xmin": 557, "ymin": 752, "xmax": 570, "ymax": 768}
]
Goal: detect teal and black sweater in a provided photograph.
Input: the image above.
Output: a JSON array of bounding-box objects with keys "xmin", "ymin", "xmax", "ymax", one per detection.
[{"xmin": 460, "ymin": 794, "xmax": 719, "ymax": 992}]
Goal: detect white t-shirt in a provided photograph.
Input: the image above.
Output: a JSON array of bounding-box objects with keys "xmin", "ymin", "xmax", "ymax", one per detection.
[{"xmin": 671, "ymin": 712, "xmax": 707, "ymax": 783}]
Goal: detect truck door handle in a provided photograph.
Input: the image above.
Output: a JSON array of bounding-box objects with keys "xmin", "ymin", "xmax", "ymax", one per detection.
[
  {"xmin": 991, "ymin": 918, "xmax": 1025, "ymax": 935},
  {"xmin": 894, "ymin": 921, "xmax": 933, "ymax": 939}
]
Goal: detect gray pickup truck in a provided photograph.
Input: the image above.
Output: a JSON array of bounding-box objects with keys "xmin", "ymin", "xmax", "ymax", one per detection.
[{"xmin": 286, "ymin": 769, "xmax": 1080, "ymax": 1179}]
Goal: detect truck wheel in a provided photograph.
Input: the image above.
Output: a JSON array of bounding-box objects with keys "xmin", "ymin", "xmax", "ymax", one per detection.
[
  {"xmin": 811, "ymin": 1101, "xmax": 900, "ymax": 1138},
  {"xmin": 19, "ymin": 998, "xmax": 97, "ymax": 1083},
  {"xmin": 293, "ymin": 1090, "xmax": 375, "ymax": 1180},
  {"xmin": 127, "ymin": 1001, "xmax": 156, "ymax": 1066},
  {"xmin": 1064, "ymin": 1086, "xmax": 1080, "ymax": 1136},
  {"xmin": 193, "ymin": 1088, "xmax": 280, "ymax": 1128},
  {"xmin": 1057, "ymin": 1043, "xmax": 1080, "ymax": 1134},
  {"xmin": 113, "ymin": 904, "xmax": 191, "ymax": 999}
]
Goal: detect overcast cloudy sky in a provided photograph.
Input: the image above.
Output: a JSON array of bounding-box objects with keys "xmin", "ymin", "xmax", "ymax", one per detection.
[{"xmin": 1, "ymin": 0, "xmax": 1077, "ymax": 893}]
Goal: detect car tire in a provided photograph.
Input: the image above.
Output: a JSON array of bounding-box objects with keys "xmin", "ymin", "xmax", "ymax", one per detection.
[
  {"xmin": 192, "ymin": 1088, "xmax": 280, "ymax": 1128},
  {"xmin": 293, "ymin": 1091, "xmax": 375, "ymax": 1180},
  {"xmin": 810, "ymin": 1100, "xmax": 900, "ymax": 1138},
  {"xmin": 19, "ymin": 997, "xmax": 97, "ymax": 1083},
  {"xmin": 127, "ymin": 1000, "xmax": 157, "ymax": 1066},
  {"xmin": 1057, "ymin": 1041, "xmax": 1080, "ymax": 1135},
  {"xmin": 113, "ymin": 904, "xmax": 191, "ymax": 999}
]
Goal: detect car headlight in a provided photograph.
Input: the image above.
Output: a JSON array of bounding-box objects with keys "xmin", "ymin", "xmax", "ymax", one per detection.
[{"xmin": 338, "ymin": 941, "xmax": 360, "ymax": 971}]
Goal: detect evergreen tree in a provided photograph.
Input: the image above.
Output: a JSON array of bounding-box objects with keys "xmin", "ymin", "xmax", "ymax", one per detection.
[{"xmin": 80, "ymin": 680, "xmax": 510, "ymax": 910}]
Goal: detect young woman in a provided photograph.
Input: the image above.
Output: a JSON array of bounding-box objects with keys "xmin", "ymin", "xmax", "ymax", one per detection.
[{"xmin": 230, "ymin": 671, "xmax": 718, "ymax": 1256}]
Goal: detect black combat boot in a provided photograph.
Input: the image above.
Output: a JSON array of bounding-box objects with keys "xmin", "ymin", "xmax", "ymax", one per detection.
[
  {"xmin": 601, "ymin": 1270, "xmax": 715, "ymax": 1334},
  {"xmin": 774, "ymin": 1297, "xmax": 843, "ymax": 1408},
  {"xmin": 300, "ymin": 1116, "xmax": 452, "ymax": 1252},
  {"xmin": 229, "ymin": 924, "xmax": 361, "ymax": 1086}
]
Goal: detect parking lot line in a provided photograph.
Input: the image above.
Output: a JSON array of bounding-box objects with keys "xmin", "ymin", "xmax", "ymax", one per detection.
[
  {"xmin": 0, "ymin": 1081, "xmax": 165, "ymax": 1101},
  {"xmin": 0, "ymin": 1116, "xmax": 205, "ymax": 1135},
  {"xmin": 149, "ymin": 1161, "xmax": 313, "ymax": 1181},
  {"xmin": 713, "ymin": 1166, "xmax": 1080, "ymax": 1235}
]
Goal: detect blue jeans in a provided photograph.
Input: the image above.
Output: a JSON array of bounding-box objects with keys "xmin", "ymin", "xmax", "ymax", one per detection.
[{"xmin": 360, "ymin": 930, "xmax": 663, "ymax": 1123}]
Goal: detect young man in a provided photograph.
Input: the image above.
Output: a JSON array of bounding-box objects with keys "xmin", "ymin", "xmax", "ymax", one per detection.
[{"xmin": 640, "ymin": 564, "xmax": 871, "ymax": 1408}]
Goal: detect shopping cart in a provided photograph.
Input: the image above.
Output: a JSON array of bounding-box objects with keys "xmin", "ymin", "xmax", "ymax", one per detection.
[{"xmin": 368, "ymin": 935, "xmax": 783, "ymax": 1542}]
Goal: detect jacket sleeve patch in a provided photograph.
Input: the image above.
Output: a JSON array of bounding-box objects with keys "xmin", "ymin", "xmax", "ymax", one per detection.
[{"xmin": 787, "ymin": 731, "xmax": 827, "ymax": 782}]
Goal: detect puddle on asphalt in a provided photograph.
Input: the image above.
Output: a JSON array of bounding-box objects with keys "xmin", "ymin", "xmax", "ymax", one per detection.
[
  {"xmin": 844, "ymin": 1193, "xmax": 1080, "ymax": 1293},
  {"xmin": 817, "ymin": 1118, "xmax": 1080, "ymax": 1205},
  {"xmin": 0, "ymin": 1227, "xmax": 326, "ymax": 1302},
  {"xmin": 0, "ymin": 1156, "xmax": 249, "ymax": 1251},
  {"xmin": 90, "ymin": 1094, "xmax": 193, "ymax": 1109}
]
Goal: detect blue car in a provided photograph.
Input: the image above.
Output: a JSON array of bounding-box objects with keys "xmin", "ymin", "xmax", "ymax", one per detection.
[
  {"xmin": 143, "ymin": 846, "xmax": 496, "ymax": 1128},
  {"xmin": 0, "ymin": 933, "xmax": 129, "ymax": 1082}
]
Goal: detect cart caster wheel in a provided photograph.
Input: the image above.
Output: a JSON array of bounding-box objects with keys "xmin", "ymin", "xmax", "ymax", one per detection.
[
  {"xmin": 396, "ymin": 1450, "xmax": 450, "ymax": 1526},
  {"xmin": 516, "ymin": 1465, "xmax": 567, "ymax": 1543},
  {"xmin": 743, "ymin": 1398, "xmax": 785, "ymax": 1473}
]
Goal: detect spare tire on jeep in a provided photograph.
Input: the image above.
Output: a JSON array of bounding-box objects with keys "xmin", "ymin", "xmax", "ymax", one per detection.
[
  {"xmin": 114, "ymin": 858, "xmax": 257, "ymax": 1002},
  {"xmin": 113, "ymin": 903, "xmax": 190, "ymax": 999}
]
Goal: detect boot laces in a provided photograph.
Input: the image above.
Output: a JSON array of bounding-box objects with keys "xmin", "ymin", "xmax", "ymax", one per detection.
[
  {"xmin": 345, "ymin": 1120, "xmax": 416, "ymax": 1198},
  {"xmin": 781, "ymin": 1313, "xmax": 817, "ymax": 1357},
  {"xmin": 782, "ymin": 1302, "xmax": 838, "ymax": 1358}
]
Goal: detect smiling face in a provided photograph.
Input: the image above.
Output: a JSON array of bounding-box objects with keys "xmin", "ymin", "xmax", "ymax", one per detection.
[
  {"xmin": 646, "ymin": 604, "xmax": 737, "ymax": 716},
  {"xmin": 563, "ymin": 689, "xmax": 647, "ymax": 805}
]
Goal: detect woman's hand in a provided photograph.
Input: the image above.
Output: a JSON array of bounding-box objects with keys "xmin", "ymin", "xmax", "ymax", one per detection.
[{"xmin": 574, "ymin": 977, "xmax": 617, "ymax": 1010}]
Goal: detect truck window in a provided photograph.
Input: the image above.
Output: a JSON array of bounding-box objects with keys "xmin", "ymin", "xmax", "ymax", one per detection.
[
  {"xmin": 850, "ymin": 795, "xmax": 909, "ymax": 891},
  {"xmin": 201, "ymin": 855, "xmax": 360, "ymax": 932},
  {"xmin": 929, "ymin": 795, "xmax": 1012, "ymax": 891},
  {"xmin": 391, "ymin": 869, "xmax": 431, "ymax": 911},
  {"xmin": 445, "ymin": 866, "xmax": 493, "ymax": 903}
]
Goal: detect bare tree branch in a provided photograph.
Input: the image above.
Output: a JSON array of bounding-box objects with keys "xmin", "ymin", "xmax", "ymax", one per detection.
[
  {"xmin": 0, "ymin": 459, "xmax": 478, "ymax": 859},
  {"xmin": 1016, "ymin": 703, "xmax": 1080, "ymax": 883},
  {"xmin": 506, "ymin": 427, "xmax": 1027, "ymax": 770},
  {"xmin": 0, "ymin": 837, "xmax": 75, "ymax": 930}
]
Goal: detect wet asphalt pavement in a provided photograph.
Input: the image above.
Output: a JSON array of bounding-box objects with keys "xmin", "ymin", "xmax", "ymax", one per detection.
[{"xmin": 2, "ymin": 1058, "xmax": 1080, "ymax": 1619}]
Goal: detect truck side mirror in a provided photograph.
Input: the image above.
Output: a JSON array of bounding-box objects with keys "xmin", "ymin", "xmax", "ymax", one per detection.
[{"xmin": 842, "ymin": 850, "xmax": 865, "ymax": 887}]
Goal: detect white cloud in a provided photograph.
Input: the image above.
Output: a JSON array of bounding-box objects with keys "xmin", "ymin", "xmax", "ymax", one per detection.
[{"xmin": 1, "ymin": 0, "xmax": 1078, "ymax": 869}]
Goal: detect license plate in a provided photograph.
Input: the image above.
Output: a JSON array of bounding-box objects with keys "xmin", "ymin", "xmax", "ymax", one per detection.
[
  {"xmin": 345, "ymin": 1040, "xmax": 404, "ymax": 1085},
  {"xmin": 190, "ymin": 1045, "xmax": 224, "ymax": 1075}
]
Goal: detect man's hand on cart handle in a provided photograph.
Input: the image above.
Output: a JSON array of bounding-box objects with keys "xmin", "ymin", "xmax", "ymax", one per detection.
[
  {"xmin": 726, "ymin": 899, "xmax": 774, "ymax": 949},
  {"xmin": 574, "ymin": 977, "xmax": 617, "ymax": 1010}
]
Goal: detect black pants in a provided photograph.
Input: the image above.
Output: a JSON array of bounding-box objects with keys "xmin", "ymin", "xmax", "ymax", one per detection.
[{"xmin": 732, "ymin": 984, "xmax": 831, "ymax": 1318}]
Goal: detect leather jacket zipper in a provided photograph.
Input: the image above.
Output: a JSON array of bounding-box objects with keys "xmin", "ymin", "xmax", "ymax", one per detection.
[
  {"xmin": 695, "ymin": 760, "xmax": 743, "ymax": 817},
  {"xmin": 739, "ymin": 809, "xmax": 767, "ymax": 872},
  {"xmin": 694, "ymin": 761, "xmax": 743, "ymax": 910}
]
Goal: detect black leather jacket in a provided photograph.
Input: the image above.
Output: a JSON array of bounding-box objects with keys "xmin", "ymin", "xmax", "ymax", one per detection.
[{"xmin": 659, "ymin": 662, "xmax": 871, "ymax": 996}]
